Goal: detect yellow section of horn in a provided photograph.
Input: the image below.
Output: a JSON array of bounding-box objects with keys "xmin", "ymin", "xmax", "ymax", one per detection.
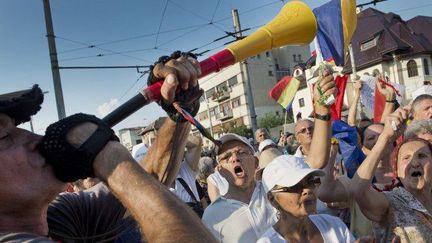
[{"xmin": 226, "ymin": 1, "xmax": 317, "ymax": 62}]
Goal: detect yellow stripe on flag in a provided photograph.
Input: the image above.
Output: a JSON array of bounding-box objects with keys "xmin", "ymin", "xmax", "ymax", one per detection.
[
  {"xmin": 277, "ymin": 77, "xmax": 300, "ymax": 108},
  {"xmin": 341, "ymin": 0, "xmax": 357, "ymax": 56}
]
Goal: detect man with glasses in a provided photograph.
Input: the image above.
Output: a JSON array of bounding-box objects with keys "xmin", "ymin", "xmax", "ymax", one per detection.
[
  {"xmin": 294, "ymin": 119, "xmax": 314, "ymax": 160},
  {"xmin": 202, "ymin": 71, "xmax": 337, "ymax": 243}
]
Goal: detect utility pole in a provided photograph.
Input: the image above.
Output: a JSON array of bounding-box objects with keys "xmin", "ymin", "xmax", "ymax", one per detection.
[
  {"xmin": 232, "ymin": 9, "xmax": 258, "ymax": 133},
  {"xmin": 43, "ymin": 0, "xmax": 66, "ymax": 119}
]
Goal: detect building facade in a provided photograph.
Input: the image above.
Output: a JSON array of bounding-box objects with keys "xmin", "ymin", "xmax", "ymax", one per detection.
[
  {"xmin": 195, "ymin": 45, "xmax": 310, "ymax": 142},
  {"xmin": 291, "ymin": 8, "xmax": 432, "ymax": 121},
  {"xmin": 118, "ymin": 126, "xmax": 144, "ymax": 151}
]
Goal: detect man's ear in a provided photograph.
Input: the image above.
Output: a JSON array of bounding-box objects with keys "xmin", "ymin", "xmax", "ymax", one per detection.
[{"xmin": 254, "ymin": 156, "xmax": 259, "ymax": 169}]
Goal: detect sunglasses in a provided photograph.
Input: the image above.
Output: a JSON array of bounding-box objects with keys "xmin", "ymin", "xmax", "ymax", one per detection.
[
  {"xmin": 296, "ymin": 126, "xmax": 314, "ymax": 135},
  {"xmin": 271, "ymin": 177, "xmax": 321, "ymax": 193}
]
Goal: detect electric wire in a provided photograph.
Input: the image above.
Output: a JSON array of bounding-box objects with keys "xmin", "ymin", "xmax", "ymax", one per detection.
[{"xmin": 155, "ymin": 0, "xmax": 170, "ymax": 47}]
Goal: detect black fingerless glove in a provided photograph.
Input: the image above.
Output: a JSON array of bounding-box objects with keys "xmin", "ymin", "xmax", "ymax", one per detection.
[
  {"xmin": 37, "ymin": 113, "xmax": 119, "ymax": 182},
  {"xmin": 147, "ymin": 50, "xmax": 202, "ymax": 123}
]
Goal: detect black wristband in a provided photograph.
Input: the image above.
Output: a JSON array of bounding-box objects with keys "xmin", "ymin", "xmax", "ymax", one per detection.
[
  {"xmin": 314, "ymin": 112, "xmax": 331, "ymax": 121},
  {"xmin": 386, "ymin": 99, "xmax": 396, "ymax": 103},
  {"xmin": 147, "ymin": 51, "xmax": 201, "ymax": 123},
  {"xmin": 37, "ymin": 113, "xmax": 119, "ymax": 182}
]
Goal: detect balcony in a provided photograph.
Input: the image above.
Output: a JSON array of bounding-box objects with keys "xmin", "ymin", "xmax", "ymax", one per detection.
[
  {"xmin": 211, "ymin": 90, "xmax": 230, "ymax": 102},
  {"xmin": 217, "ymin": 110, "xmax": 233, "ymax": 121}
]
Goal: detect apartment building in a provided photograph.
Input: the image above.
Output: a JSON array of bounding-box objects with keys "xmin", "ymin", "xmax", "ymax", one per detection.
[
  {"xmin": 195, "ymin": 45, "xmax": 310, "ymax": 141},
  {"xmin": 118, "ymin": 126, "xmax": 145, "ymax": 151}
]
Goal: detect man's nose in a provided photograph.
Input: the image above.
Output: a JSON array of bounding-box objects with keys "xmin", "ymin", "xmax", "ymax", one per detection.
[
  {"xmin": 410, "ymin": 157, "xmax": 421, "ymax": 167},
  {"xmin": 228, "ymin": 152, "xmax": 241, "ymax": 163}
]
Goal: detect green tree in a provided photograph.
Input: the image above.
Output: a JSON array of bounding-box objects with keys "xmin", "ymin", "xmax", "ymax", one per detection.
[
  {"xmin": 258, "ymin": 112, "xmax": 290, "ymax": 130},
  {"xmin": 226, "ymin": 122, "xmax": 253, "ymax": 138}
]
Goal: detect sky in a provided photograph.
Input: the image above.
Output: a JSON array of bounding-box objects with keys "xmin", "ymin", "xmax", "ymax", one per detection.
[{"xmin": 1, "ymin": 0, "xmax": 432, "ymax": 134}]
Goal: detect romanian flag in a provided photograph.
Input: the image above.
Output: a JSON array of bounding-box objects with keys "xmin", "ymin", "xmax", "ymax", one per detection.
[
  {"xmin": 313, "ymin": 0, "xmax": 357, "ymax": 66},
  {"xmin": 374, "ymin": 78, "xmax": 402, "ymax": 123},
  {"xmin": 269, "ymin": 76, "xmax": 300, "ymax": 110},
  {"xmin": 330, "ymin": 75, "xmax": 349, "ymax": 121}
]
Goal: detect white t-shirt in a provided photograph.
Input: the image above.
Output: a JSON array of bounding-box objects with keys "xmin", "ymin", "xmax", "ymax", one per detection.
[
  {"xmin": 172, "ymin": 160, "xmax": 200, "ymax": 203},
  {"xmin": 207, "ymin": 170, "xmax": 229, "ymax": 197},
  {"xmin": 257, "ymin": 214, "xmax": 354, "ymax": 243},
  {"xmin": 202, "ymin": 182, "xmax": 277, "ymax": 243},
  {"xmin": 131, "ymin": 143, "xmax": 148, "ymax": 163}
]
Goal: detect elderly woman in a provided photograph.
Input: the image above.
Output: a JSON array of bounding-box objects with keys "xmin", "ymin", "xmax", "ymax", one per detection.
[
  {"xmin": 258, "ymin": 155, "xmax": 354, "ymax": 243},
  {"xmin": 352, "ymin": 107, "xmax": 432, "ymax": 242}
]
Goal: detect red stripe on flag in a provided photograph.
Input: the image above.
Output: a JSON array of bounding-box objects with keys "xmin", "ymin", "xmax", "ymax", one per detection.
[
  {"xmin": 330, "ymin": 75, "xmax": 348, "ymax": 121},
  {"xmin": 269, "ymin": 76, "xmax": 292, "ymax": 101},
  {"xmin": 374, "ymin": 80, "xmax": 387, "ymax": 123}
]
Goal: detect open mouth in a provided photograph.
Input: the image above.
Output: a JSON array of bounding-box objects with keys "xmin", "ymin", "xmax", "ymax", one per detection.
[
  {"xmin": 411, "ymin": 171, "xmax": 422, "ymax": 177},
  {"xmin": 234, "ymin": 166, "xmax": 245, "ymax": 177}
]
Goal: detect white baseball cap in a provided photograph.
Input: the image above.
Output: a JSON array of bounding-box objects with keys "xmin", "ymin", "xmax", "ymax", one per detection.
[
  {"xmin": 215, "ymin": 133, "xmax": 256, "ymax": 155},
  {"xmin": 258, "ymin": 139, "xmax": 276, "ymax": 153},
  {"xmin": 262, "ymin": 155, "xmax": 325, "ymax": 193}
]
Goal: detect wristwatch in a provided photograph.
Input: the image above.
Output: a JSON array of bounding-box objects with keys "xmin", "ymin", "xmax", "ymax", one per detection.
[{"xmin": 314, "ymin": 112, "xmax": 331, "ymax": 121}]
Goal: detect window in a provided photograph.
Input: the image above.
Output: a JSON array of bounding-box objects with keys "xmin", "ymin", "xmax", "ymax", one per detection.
[
  {"xmin": 424, "ymin": 59, "xmax": 430, "ymax": 75},
  {"xmin": 257, "ymin": 54, "xmax": 261, "ymax": 59},
  {"xmin": 228, "ymin": 76, "xmax": 238, "ymax": 87},
  {"xmin": 198, "ymin": 112, "xmax": 208, "ymax": 121},
  {"xmin": 360, "ymin": 35, "xmax": 379, "ymax": 51},
  {"xmin": 407, "ymin": 60, "xmax": 418, "ymax": 77},
  {"xmin": 293, "ymin": 54, "xmax": 297, "ymax": 62},
  {"xmin": 216, "ymin": 83, "xmax": 228, "ymax": 92},
  {"xmin": 206, "ymin": 88, "xmax": 215, "ymax": 99},
  {"xmin": 136, "ymin": 139, "xmax": 142, "ymax": 144},
  {"xmin": 210, "ymin": 108, "xmax": 217, "ymax": 117},
  {"xmin": 266, "ymin": 51, "xmax": 270, "ymax": 57},
  {"xmin": 299, "ymin": 98, "xmax": 305, "ymax": 107},
  {"xmin": 232, "ymin": 97, "xmax": 241, "ymax": 108},
  {"xmin": 268, "ymin": 70, "xmax": 274, "ymax": 76},
  {"xmin": 298, "ymin": 54, "xmax": 302, "ymax": 62},
  {"xmin": 220, "ymin": 102, "xmax": 231, "ymax": 115},
  {"xmin": 275, "ymin": 111, "xmax": 279, "ymax": 116}
]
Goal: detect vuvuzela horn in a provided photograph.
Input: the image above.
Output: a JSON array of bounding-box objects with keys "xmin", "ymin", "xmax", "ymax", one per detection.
[{"xmin": 103, "ymin": 1, "xmax": 317, "ymax": 127}]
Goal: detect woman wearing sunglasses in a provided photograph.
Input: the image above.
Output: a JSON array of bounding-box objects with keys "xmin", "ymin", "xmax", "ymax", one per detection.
[{"xmin": 258, "ymin": 155, "xmax": 354, "ymax": 243}]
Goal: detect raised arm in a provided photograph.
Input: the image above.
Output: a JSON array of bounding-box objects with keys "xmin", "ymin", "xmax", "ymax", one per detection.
[
  {"xmin": 317, "ymin": 144, "xmax": 350, "ymax": 203},
  {"xmin": 348, "ymin": 79, "xmax": 362, "ymax": 126},
  {"xmin": 184, "ymin": 135, "xmax": 203, "ymax": 172},
  {"xmin": 306, "ymin": 69, "xmax": 338, "ymax": 169},
  {"xmin": 64, "ymin": 124, "xmax": 215, "ymax": 242},
  {"xmin": 140, "ymin": 52, "xmax": 203, "ymax": 186},
  {"xmin": 140, "ymin": 120, "xmax": 190, "ymax": 186},
  {"xmin": 377, "ymin": 78, "xmax": 396, "ymax": 124},
  {"xmin": 352, "ymin": 107, "xmax": 409, "ymax": 223},
  {"xmin": 60, "ymin": 53, "xmax": 215, "ymax": 242}
]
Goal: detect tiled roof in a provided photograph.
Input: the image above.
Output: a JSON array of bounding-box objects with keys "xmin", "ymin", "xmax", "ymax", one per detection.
[{"xmin": 341, "ymin": 8, "xmax": 432, "ymax": 72}]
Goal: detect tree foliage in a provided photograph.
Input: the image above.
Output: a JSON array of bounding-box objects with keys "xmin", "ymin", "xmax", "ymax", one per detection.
[
  {"xmin": 226, "ymin": 122, "xmax": 253, "ymax": 138},
  {"xmin": 258, "ymin": 112, "xmax": 290, "ymax": 130}
]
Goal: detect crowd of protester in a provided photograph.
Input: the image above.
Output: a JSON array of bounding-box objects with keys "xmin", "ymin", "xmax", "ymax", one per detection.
[{"xmin": 1, "ymin": 53, "xmax": 432, "ymax": 242}]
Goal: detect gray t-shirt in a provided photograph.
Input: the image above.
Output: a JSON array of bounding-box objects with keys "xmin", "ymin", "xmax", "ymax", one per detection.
[{"xmin": 0, "ymin": 183, "xmax": 139, "ymax": 243}]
